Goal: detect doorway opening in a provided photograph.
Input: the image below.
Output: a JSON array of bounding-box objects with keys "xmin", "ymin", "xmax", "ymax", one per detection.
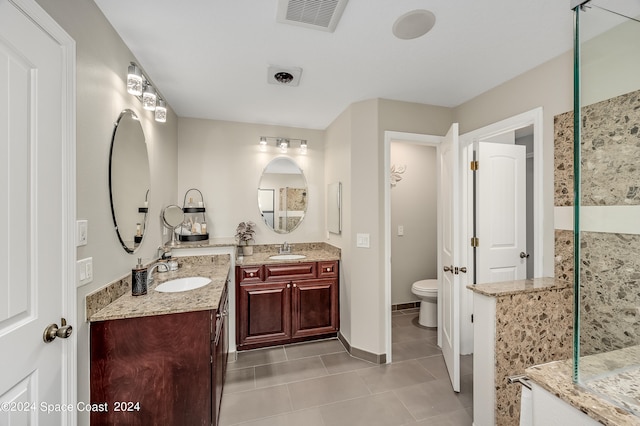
[
  {"xmin": 459, "ymin": 107, "xmax": 545, "ymax": 355},
  {"xmin": 384, "ymin": 131, "xmax": 442, "ymax": 364},
  {"xmin": 383, "ymin": 108, "xmax": 545, "ymax": 369}
]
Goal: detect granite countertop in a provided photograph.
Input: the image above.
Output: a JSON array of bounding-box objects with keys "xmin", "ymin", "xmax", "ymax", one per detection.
[
  {"xmin": 467, "ymin": 277, "xmax": 571, "ymax": 297},
  {"xmin": 236, "ymin": 242, "xmax": 341, "ymax": 267},
  {"xmin": 89, "ymin": 254, "xmax": 231, "ymax": 322},
  {"xmin": 527, "ymin": 347, "xmax": 640, "ymax": 426}
]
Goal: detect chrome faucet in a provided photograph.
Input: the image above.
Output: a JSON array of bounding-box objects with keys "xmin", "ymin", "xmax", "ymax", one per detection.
[
  {"xmin": 279, "ymin": 241, "xmax": 292, "ymax": 254},
  {"xmin": 147, "ymin": 262, "xmax": 170, "ymax": 284}
]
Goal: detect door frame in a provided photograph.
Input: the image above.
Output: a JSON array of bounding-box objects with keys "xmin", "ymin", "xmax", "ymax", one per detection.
[
  {"xmin": 383, "ymin": 131, "xmax": 443, "ymax": 362},
  {"xmin": 12, "ymin": 0, "xmax": 77, "ymax": 422},
  {"xmin": 458, "ymin": 107, "xmax": 544, "ymax": 353}
]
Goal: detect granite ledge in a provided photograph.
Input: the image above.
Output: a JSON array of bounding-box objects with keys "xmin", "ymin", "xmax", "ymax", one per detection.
[
  {"xmin": 88, "ymin": 254, "xmax": 231, "ymax": 322},
  {"xmin": 467, "ymin": 277, "xmax": 571, "ymax": 297},
  {"xmin": 236, "ymin": 242, "xmax": 341, "ymax": 266},
  {"xmin": 169, "ymin": 236, "xmax": 237, "ymax": 249},
  {"xmin": 527, "ymin": 356, "xmax": 640, "ymax": 426}
]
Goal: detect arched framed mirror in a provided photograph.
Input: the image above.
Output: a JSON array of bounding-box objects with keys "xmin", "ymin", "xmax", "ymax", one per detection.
[
  {"xmin": 258, "ymin": 157, "xmax": 307, "ymax": 233},
  {"xmin": 108, "ymin": 109, "xmax": 151, "ymax": 253}
]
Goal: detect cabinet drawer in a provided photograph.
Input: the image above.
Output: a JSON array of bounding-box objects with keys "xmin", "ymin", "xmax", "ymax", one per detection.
[
  {"xmin": 237, "ymin": 266, "xmax": 263, "ymax": 283},
  {"xmin": 317, "ymin": 261, "xmax": 338, "ymax": 278},
  {"xmin": 265, "ymin": 262, "xmax": 316, "ymax": 281}
]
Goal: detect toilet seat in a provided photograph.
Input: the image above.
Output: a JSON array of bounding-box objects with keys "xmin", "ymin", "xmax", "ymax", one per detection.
[{"xmin": 411, "ymin": 279, "xmax": 437, "ymax": 297}]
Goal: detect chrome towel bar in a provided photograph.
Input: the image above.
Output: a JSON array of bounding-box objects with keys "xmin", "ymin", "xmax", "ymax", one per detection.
[{"xmin": 508, "ymin": 374, "xmax": 532, "ymax": 390}]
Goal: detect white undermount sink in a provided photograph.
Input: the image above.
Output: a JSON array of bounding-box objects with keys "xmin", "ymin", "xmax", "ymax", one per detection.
[
  {"xmin": 154, "ymin": 276, "xmax": 211, "ymax": 293},
  {"xmin": 268, "ymin": 254, "xmax": 307, "ymax": 260}
]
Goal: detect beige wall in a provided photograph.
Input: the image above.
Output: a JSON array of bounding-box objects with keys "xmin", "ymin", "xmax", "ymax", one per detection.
[
  {"xmin": 177, "ymin": 118, "xmax": 325, "ymax": 243},
  {"xmin": 36, "ymin": 1, "xmax": 179, "ymax": 424},
  {"xmin": 327, "ymin": 99, "xmax": 452, "ymax": 355},
  {"xmin": 324, "ymin": 108, "xmax": 352, "ymax": 340}
]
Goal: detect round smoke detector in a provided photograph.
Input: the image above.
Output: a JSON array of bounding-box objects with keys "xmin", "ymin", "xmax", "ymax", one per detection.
[{"xmin": 392, "ymin": 9, "xmax": 436, "ymax": 40}]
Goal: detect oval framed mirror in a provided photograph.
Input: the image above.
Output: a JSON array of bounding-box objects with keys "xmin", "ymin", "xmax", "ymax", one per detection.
[
  {"xmin": 258, "ymin": 157, "xmax": 307, "ymax": 233},
  {"xmin": 108, "ymin": 109, "xmax": 151, "ymax": 253}
]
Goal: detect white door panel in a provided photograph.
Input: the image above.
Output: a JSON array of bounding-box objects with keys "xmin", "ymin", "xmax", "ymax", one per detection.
[
  {"xmin": 441, "ymin": 123, "xmax": 460, "ymax": 392},
  {"xmin": 0, "ymin": 1, "xmax": 73, "ymax": 424},
  {"xmin": 477, "ymin": 142, "xmax": 527, "ymax": 285}
]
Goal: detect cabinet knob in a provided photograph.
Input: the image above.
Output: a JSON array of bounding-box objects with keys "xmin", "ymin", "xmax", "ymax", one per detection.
[
  {"xmin": 249, "ymin": 272, "xmax": 254, "ymax": 277},
  {"xmin": 293, "ymin": 283, "xmax": 297, "ymax": 287},
  {"xmin": 326, "ymin": 267, "xmax": 331, "ymax": 272},
  {"xmin": 287, "ymin": 284, "xmax": 291, "ymax": 288}
]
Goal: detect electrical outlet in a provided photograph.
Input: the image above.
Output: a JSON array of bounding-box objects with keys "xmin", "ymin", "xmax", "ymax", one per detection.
[
  {"xmin": 77, "ymin": 257, "xmax": 93, "ymax": 286},
  {"xmin": 76, "ymin": 220, "xmax": 88, "ymax": 246},
  {"xmin": 397, "ymin": 225, "xmax": 404, "ymax": 236}
]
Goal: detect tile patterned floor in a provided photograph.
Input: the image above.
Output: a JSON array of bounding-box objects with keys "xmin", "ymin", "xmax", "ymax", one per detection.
[{"xmin": 220, "ymin": 308, "xmax": 473, "ymax": 426}]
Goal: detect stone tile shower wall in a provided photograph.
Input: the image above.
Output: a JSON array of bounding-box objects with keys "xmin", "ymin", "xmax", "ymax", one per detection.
[{"xmin": 554, "ymin": 89, "xmax": 640, "ymax": 356}]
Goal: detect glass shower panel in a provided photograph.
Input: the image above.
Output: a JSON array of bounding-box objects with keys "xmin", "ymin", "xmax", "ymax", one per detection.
[{"xmin": 574, "ymin": 0, "xmax": 640, "ymax": 416}]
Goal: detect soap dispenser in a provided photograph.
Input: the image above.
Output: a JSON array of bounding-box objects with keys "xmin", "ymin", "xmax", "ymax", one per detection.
[{"xmin": 132, "ymin": 258, "xmax": 147, "ymax": 296}]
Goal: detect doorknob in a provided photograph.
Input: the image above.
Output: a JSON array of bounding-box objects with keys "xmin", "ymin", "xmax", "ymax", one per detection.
[
  {"xmin": 443, "ymin": 265, "xmax": 453, "ymax": 272},
  {"xmin": 43, "ymin": 318, "xmax": 73, "ymax": 343},
  {"xmin": 520, "ymin": 252, "xmax": 530, "ymax": 259}
]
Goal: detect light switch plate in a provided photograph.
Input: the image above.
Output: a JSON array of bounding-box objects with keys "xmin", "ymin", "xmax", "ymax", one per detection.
[
  {"xmin": 77, "ymin": 257, "xmax": 93, "ymax": 286},
  {"xmin": 356, "ymin": 233, "xmax": 370, "ymax": 248},
  {"xmin": 76, "ymin": 220, "xmax": 88, "ymax": 246}
]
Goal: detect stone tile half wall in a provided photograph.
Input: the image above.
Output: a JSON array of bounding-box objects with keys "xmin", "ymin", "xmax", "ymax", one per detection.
[
  {"xmin": 494, "ymin": 288, "xmax": 573, "ymax": 426},
  {"xmin": 554, "ymin": 88, "xmax": 640, "ymax": 356}
]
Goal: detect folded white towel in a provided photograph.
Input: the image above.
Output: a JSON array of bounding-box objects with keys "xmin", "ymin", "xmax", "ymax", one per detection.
[{"xmin": 520, "ymin": 385, "xmax": 533, "ymax": 426}]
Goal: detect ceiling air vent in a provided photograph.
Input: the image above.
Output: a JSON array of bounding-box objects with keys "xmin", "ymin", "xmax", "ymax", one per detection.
[{"xmin": 277, "ymin": 0, "xmax": 349, "ymax": 33}]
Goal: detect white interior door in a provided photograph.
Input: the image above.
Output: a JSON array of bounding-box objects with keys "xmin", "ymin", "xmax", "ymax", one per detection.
[
  {"xmin": 440, "ymin": 123, "xmax": 460, "ymax": 392},
  {"xmin": 0, "ymin": 1, "xmax": 75, "ymax": 424},
  {"xmin": 476, "ymin": 142, "xmax": 527, "ymax": 284}
]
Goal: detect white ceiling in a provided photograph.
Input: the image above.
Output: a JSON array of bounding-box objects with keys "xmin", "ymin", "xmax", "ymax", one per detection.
[{"xmin": 93, "ymin": 0, "xmax": 575, "ymax": 130}]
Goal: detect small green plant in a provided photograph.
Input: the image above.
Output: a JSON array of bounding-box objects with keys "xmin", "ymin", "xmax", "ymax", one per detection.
[{"xmin": 235, "ymin": 221, "xmax": 256, "ymax": 245}]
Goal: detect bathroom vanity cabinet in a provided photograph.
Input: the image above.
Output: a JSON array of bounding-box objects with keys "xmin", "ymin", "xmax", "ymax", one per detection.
[
  {"xmin": 90, "ymin": 282, "xmax": 229, "ymax": 426},
  {"xmin": 236, "ymin": 260, "xmax": 339, "ymax": 350}
]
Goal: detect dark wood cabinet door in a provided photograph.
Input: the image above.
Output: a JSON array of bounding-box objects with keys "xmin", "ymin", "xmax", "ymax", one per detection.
[
  {"xmin": 213, "ymin": 289, "xmax": 228, "ymax": 426},
  {"xmin": 90, "ymin": 311, "xmax": 211, "ymax": 426},
  {"xmin": 237, "ymin": 281, "xmax": 291, "ymax": 348},
  {"xmin": 291, "ymin": 278, "xmax": 339, "ymax": 338}
]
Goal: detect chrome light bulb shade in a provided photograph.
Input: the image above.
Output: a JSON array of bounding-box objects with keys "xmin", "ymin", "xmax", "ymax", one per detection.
[
  {"xmin": 142, "ymin": 85, "xmax": 157, "ymax": 111},
  {"xmin": 127, "ymin": 64, "xmax": 143, "ymax": 96},
  {"xmin": 155, "ymin": 99, "xmax": 167, "ymax": 123}
]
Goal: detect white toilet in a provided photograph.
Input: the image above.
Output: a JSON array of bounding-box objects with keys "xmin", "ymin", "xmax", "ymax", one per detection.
[{"xmin": 411, "ymin": 279, "xmax": 438, "ymax": 327}]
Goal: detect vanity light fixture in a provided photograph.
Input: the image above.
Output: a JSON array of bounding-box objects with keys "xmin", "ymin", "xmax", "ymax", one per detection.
[
  {"xmin": 126, "ymin": 62, "xmax": 170, "ymax": 123},
  {"xmin": 259, "ymin": 136, "xmax": 308, "ymax": 154}
]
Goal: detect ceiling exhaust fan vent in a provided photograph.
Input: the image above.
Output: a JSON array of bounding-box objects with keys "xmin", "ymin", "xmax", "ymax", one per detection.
[
  {"xmin": 267, "ymin": 66, "xmax": 302, "ymax": 86},
  {"xmin": 277, "ymin": 0, "xmax": 349, "ymax": 32}
]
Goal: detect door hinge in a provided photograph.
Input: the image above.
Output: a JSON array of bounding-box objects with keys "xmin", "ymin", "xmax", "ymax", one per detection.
[
  {"xmin": 470, "ymin": 160, "xmax": 479, "ymax": 171},
  {"xmin": 471, "ymin": 314, "xmax": 474, "ymax": 323},
  {"xmin": 471, "ymin": 237, "xmax": 479, "ymax": 247}
]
